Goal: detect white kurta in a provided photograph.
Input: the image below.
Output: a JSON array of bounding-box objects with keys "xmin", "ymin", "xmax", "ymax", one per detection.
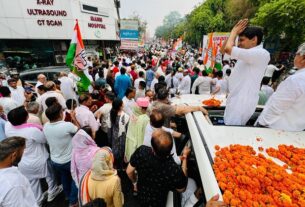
[
  {"xmin": 261, "ymin": 85, "xmax": 274, "ymax": 100},
  {"xmin": 68, "ymin": 72, "xmax": 80, "ymax": 92},
  {"xmin": 222, "ymin": 64, "xmax": 230, "ymax": 75},
  {"xmin": 143, "ymin": 124, "xmax": 181, "ymax": 165},
  {"xmin": 191, "ymin": 76, "xmax": 212, "ymax": 95},
  {"xmin": 134, "ymin": 77, "xmax": 145, "ymax": 90},
  {"xmin": 36, "ymin": 91, "xmax": 67, "ymax": 112},
  {"xmin": 224, "ymin": 45, "xmax": 270, "ymax": 125},
  {"xmin": 264, "ymin": 64, "xmax": 279, "ymax": 78},
  {"xmin": 5, "ymin": 123, "xmax": 49, "ymax": 179},
  {"xmin": 75, "ymin": 105, "xmax": 100, "ymax": 131},
  {"xmin": 35, "ymin": 81, "xmax": 44, "ymax": 94},
  {"xmin": 150, "ymin": 78, "xmax": 158, "ymax": 93},
  {"xmin": 58, "ymin": 76, "xmax": 77, "ymax": 100},
  {"xmin": 215, "ymin": 79, "xmax": 228, "ymax": 95},
  {"xmin": 257, "ymin": 68, "xmax": 305, "ymax": 131},
  {"xmin": 178, "ymin": 75, "xmax": 191, "ymax": 95},
  {"xmin": 122, "ymin": 96, "xmax": 137, "ymax": 116},
  {"xmin": 0, "ymin": 97, "xmax": 19, "ymax": 115},
  {"xmin": 165, "ymin": 74, "xmax": 179, "ymax": 95},
  {"xmin": 0, "ymin": 167, "xmax": 38, "ymax": 207},
  {"xmin": 9, "ymin": 86, "xmax": 25, "ymax": 106},
  {"xmin": 94, "ymin": 103, "xmax": 112, "ymax": 133}
]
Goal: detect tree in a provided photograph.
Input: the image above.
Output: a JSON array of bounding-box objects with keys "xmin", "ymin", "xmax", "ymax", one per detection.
[
  {"xmin": 163, "ymin": 11, "xmax": 182, "ymax": 28},
  {"xmin": 155, "ymin": 11, "xmax": 183, "ymax": 40},
  {"xmin": 224, "ymin": 0, "xmax": 259, "ymax": 28},
  {"xmin": 127, "ymin": 12, "xmax": 148, "ymax": 35},
  {"xmin": 252, "ymin": 0, "xmax": 305, "ymax": 50}
]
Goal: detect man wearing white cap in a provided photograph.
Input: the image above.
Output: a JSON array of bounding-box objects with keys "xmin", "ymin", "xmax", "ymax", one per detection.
[{"xmin": 178, "ymin": 69, "xmax": 191, "ymax": 95}]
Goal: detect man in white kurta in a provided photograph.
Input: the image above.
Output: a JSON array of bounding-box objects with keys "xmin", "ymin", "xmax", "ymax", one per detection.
[
  {"xmin": 0, "ymin": 137, "xmax": 38, "ymax": 207},
  {"xmin": 8, "ymin": 79, "xmax": 25, "ymax": 106},
  {"xmin": 178, "ymin": 70, "xmax": 191, "ymax": 95},
  {"xmin": 5, "ymin": 113, "xmax": 60, "ymax": 204},
  {"xmin": 36, "ymin": 81, "xmax": 67, "ymax": 111},
  {"xmin": 75, "ymin": 94, "xmax": 100, "ymax": 138},
  {"xmin": 58, "ymin": 72, "xmax": 77, "ymax": 100},
  {"xmin": 35, "ymin": 74, "xmax": 46, "ymax": 94},
  {"xmin": 256, "ymin": 43, "xmax": 305, "ymax": 131},
  {"xmin": 191, "ymin": 74, "xmax": 213, "ymax": 95},
  {"xmin": 0, "ymin": 166, "xmax": 38, "ymax": 207},
  {"xmin": 222, "ymin": 20, "xmax": 270, "ymax": 125}
]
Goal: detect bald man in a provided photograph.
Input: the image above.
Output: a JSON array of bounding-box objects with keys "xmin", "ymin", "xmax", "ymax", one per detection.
[
  {"xmin": 127, "ymin": 129, "xmax": 189, "ymax": 207},
  {"xmin": 36, "ymin": 81, "xmax": 66, "ymax": 111},
  {"xmin": 35, "ymin": 74, "xmax": 46, "ymax": 93}
]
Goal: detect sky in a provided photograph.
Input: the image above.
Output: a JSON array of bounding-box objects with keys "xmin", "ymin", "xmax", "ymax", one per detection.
[{"xmin": 120, "ymin": 0, "xmax": 204, "ymax": 37}]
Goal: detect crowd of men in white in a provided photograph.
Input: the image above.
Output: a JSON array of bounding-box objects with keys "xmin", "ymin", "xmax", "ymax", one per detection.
[{"xmin": 0, "ymin": 19, "xmax": 304, "ymax": 207}]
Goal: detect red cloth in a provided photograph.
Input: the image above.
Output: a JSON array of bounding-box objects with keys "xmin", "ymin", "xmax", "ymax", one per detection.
[
  {"xmin": 112, "ymin": 67, "xmax": 119, "ymax": 77},
  {"xmin": 152, "ymin": 59, "xmax": 157, "ymax": 67},
  {"xmin": 130, "ymin": 70, "xmax": 138, "ymax": 82}
]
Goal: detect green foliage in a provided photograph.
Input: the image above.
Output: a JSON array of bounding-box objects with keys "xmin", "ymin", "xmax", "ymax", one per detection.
[
  {"xmin": 155, "ymin": 0, "xmax": 305, "ymax": 50},
  {"xmin": 252, "ymin": 0, "xmax": 305, "ymax": 50},
  {"xmin": 126, "ymin": 12, "xmax": 147, "ymax": 35},
  {"xmin": 155, "ymin": 11, "xmax": 183, "ymax": 40}
]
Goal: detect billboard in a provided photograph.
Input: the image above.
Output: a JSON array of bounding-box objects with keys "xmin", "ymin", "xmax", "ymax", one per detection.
[
  {"xmin": 120, "ymin": 20, "xmax": 139, "ymax": 30},
  {"xmin": 120, "ymin": 19, "xmax": 139, "ymax": 50},
  {"xmin": 120, "ymin": 30, "xmax": 139, "ymax": 40},
  {"xmin": 120, "ymin": 40, "xmax": 139, "ymax": 50}
]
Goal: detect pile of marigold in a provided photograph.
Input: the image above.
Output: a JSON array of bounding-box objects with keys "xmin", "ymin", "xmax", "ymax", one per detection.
[
  {"xmin": 213, "ymin": 144, "xmax": 305, "ymax": 207},
  {"xmin": 202, "ymin": 98, "xmax": 222, "ymax": 107}
]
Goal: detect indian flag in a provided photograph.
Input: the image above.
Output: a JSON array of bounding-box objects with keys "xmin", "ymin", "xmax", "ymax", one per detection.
[
  {"xmin": 66, "ymin": 20, "xmax": 91, "ymax": 93},
  {"xmin": 204, "ymin": 33, "xmax": 214, "ymax": 74},
  {"xmin": 173, "ymin": 36, "xmax": 183, "ymax": 51}
]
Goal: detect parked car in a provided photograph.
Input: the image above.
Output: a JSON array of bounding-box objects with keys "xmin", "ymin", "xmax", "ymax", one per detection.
[{"xmin": 20, "ymin": 66, "xmax": 70, "ymax": 85}]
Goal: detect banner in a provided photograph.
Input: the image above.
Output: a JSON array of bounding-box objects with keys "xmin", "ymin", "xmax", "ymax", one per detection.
[
  {"xmin": 203, "ymin": 32, "xmax": 230, "ymax": 73},
  {"xmin": 120, "ymin": 40, "xmax": 139, "ymax": 50}
]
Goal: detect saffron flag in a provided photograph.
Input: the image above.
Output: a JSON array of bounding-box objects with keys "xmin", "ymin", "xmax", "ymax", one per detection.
[
  {"xmin": 203, "ymin": 32, "xmax": 229, "ymax": 74},
  {"xmin": 66, "ymin": 20, "xmax": 91, "ymax": 92}
]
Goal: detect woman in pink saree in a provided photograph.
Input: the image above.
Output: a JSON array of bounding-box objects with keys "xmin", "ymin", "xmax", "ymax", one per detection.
[{"xmin": 71, "ymin": 127, "xmax": 100, "ymax": 187}]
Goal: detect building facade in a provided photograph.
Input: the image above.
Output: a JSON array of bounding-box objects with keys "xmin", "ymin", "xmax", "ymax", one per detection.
[{"xmin": 0, "ymin": 0, "xmax": 120, "ymax": 68}]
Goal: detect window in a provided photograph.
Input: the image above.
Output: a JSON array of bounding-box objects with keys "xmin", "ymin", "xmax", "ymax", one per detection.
[
  {"xmin": 82, "ymin": 4, "xmax": 98, "ymax": 13},
  {"xmin": 80, "ymin": 3, "xmax": 109, "ymax": 17}
]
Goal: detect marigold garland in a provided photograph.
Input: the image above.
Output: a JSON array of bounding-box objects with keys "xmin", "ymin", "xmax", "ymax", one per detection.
[{"xmin": 213, "ymin": 144, "xmax": 305, "ymax": 207}]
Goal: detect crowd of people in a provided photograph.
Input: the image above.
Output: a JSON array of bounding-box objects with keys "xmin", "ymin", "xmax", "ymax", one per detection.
[{"xmin": 0, "ymin": 19, "xmax": 304, "ymax": 207}]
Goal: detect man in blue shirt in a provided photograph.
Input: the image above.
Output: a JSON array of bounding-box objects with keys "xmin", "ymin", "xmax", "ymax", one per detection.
[
  {"xmin": 0, "ymin": 105, "xmax": 6, "ymax": 141},
  {"xmin": 146, "ymin": 63, "xmax": 155, "ymax": 89},
  {"xmin": 114, "ymin": 67, "xmax": 132, "ymax": 99}
]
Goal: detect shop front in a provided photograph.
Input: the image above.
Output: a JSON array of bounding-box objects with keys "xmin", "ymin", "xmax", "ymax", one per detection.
[{"xmin": 0, "ymin": 0, "xmax": 120, "ymax": 70}]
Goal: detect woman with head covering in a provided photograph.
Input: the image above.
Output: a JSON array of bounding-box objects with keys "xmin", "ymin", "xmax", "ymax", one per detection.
[
  {"xmin": 71, "ymin": 127, "xmax": 100, "ymax": 187},
  {"xmin": 79, "ymin": 147, "xmax": 123, "ymax": 207}
]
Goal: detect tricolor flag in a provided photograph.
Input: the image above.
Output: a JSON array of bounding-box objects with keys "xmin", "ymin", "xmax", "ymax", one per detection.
[
  {"xmin": 214, "ymin": 39, "xmax": 223, "ymax": 71},
  {"xmin": 173, "ymin": 36, "xmax": 183, "ymax": 51},
  {"xmin": 66, "ymin": 20, "xmax": 91, "ymax": 93},
  {"xmin": 204, "ymin": 33, "xmax": 214, "ymax": 74}
]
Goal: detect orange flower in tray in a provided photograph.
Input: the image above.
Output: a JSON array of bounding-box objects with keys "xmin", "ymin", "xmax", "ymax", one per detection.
[
  {"xmin": 202, "ymin": 97, "xmax": 222, "ymax": 107},
  {"xmin": 213, "ymin": 144, "xmax": 305, "ymax": 207}
]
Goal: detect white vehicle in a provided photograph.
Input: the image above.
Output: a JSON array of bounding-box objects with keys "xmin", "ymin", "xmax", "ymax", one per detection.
[{"xmin": 166, "ymin": 94, "xmax": 305, "ymax": 206}]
